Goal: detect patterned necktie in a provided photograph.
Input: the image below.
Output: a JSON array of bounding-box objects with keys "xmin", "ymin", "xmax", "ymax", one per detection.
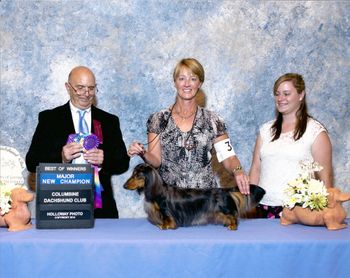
[{"xmin": 78, "ymin": 110, "xmax": 89, "ymax": 134}]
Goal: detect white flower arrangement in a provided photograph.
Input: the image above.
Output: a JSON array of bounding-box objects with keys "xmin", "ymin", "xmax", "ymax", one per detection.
[
  {"xmin": 0, "ymin": 181, "xmax": 25, "ymax": 216},
  {"xmin": 283, "ymin": 160, "xmax": 329, "ymax": 211}
]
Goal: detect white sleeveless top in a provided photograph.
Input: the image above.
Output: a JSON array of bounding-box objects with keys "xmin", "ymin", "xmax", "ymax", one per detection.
[{"xmin": 259, "ymin": 118, "xmax": 326, "ymax": 206}]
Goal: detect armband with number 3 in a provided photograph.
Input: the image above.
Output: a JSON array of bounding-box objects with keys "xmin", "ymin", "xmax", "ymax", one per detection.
[{"xmin": 214, "ymin": 138, "xmax": 236, "ymax": 162}]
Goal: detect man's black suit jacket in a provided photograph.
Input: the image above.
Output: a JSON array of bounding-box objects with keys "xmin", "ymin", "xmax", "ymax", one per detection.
[{"xmin": 26, "ymin": 102, "xmax": 130, "ymax": 218}]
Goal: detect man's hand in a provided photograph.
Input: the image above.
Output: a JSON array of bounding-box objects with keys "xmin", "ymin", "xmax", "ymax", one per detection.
[
  {"xmin": 62, "ymin": 142, "xmax": 83, "ymax": 163},
  {"xmin": 84, "ymin": 148, "xmax": 104, "ymax": 166}
]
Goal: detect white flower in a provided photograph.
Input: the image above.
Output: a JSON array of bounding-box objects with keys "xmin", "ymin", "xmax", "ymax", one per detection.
[
  {"xmin": 283, "ymin": 160, "xmax": 328, "ymax": 211},
  {"xmin": 0, "ymin": 182, "xmax": 25, "ymax": 215},
  {"xmin": 308, "ymin": 179, "xmax": 328, "ymax": 195}
]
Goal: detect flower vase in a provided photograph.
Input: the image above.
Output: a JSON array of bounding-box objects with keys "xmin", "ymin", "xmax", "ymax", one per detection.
[
  {"xmin": 280, "ymin": 187, "xmax": 350, "ymax": 230},
  {"xmin": 0, "ymin": 188, "xmax": 34, "ymax": 232},
  {"xmin": 281, "ymin": 206, "xmax": 325, "ymax": 226}
]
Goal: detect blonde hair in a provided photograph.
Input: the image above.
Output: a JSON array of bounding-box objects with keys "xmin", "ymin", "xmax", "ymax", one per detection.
[{"xmin": 173, "ymin": 58, "xmax": 205, "ymax": 83}]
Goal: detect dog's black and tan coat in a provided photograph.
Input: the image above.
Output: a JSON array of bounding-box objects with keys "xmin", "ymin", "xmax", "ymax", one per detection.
[{"xmin": 124, "ymin": 163, "xmax": 265, "ymax": 230}]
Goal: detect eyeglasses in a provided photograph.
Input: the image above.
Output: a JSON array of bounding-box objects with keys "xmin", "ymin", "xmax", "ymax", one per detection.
[{"xmin": 68, "ymin": 82, "xmax": 98, "ymax": 94}]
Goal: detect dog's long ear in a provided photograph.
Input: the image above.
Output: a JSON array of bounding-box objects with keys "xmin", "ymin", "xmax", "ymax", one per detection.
[{"xmin": 229, "ymin": 191, "xmax": 245, "ymax": 212}]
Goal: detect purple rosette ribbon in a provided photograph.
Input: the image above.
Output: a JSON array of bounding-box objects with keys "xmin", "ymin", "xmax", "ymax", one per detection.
[
  {"xmin": 67, "ymin": 133, "xmax": 100, "ymax": 150},
  {"xmin": 83, "ymin": 134, "xmax": 100, "ymax": 150}
]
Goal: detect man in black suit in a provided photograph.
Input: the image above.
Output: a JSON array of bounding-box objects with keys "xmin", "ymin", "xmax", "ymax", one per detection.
[{"xmin": 26, "ymin": 66, "xmax": 130, "ymax": 218}]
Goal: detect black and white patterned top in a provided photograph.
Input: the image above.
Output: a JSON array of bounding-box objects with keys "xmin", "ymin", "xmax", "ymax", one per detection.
[{"xmin": 147, "ymin": 106, "xmax": 227, "ymax": 189}]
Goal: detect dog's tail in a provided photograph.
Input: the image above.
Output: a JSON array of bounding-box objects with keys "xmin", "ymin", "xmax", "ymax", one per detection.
[{"xmin": 229, "ymin": 184, "xmax": 265, "ymax": 217}]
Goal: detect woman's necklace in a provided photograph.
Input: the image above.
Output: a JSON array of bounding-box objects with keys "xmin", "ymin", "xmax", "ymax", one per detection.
[
  {"xmin": 182, "ymin": 106, "xmax": 198, "ymax": 151},
  {"xmin": 175, "ymin": 106, "xmax": 197, "ymax": 122}
]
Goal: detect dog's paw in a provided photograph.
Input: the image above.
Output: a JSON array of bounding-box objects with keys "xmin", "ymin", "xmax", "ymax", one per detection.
[
  {"xmin": 158, "ymin": 223, "xmax": 177, "ymax": 230},
  {"xmin": 227, "ymin": 223, "xmax": 238, "ymax": 230},
  {"xmin": 158, "ymin": 217, "xmax": 177, "ymax": 230}
]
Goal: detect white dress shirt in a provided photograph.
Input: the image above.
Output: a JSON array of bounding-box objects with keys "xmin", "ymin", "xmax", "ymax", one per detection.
[{"xmin": 69, "ymin": 101, "xmax": 92, "ymax": 164}]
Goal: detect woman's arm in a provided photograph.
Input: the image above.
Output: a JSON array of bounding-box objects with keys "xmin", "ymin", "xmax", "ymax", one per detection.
[
  {"xmin": 311, "ymin": 131, "xmax": 333, "ymax": 188},
  {"xmin": 216, "ymin": 134, "xmax": 250, "ymax": 194},
  {"xmin": 249, "ymin": 134, "xmax": 262, "ymax": 186},
  {"xmin": 128, "ymin": 132, "xmax": 162, "ymax": 168},
  {"xmin": 142, "ymin": 132, "xmax": 162, "ymax": 167}
]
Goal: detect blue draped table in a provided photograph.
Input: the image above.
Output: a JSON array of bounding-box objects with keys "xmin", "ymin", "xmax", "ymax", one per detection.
[{"xmin": 1, "ymin": 218, "xmax": 349, "ymax": 278}]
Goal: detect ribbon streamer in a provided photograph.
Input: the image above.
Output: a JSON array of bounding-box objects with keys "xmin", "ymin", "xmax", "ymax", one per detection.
[
  {"xmin": 67, "ymin": 133, "xmax": 102, "ymax": 208},
  {"xmin": 93, "ymin": 165, "xmax": 103, "ymax": 209}
]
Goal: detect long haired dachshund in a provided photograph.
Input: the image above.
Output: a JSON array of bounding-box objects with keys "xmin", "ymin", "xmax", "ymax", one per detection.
[{"xmin": 124, "ymin": 163, "xmax": 265, "ymax": 230}]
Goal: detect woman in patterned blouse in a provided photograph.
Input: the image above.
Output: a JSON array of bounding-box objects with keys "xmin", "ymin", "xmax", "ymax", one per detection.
[{"xmin": 128, "ymin": 58, "xmax": 250, "ymax": 193}]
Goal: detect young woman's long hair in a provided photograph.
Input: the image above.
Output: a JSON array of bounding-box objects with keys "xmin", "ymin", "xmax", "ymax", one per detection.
[{"xmin": 271, "ymin": 73, "xmax": 310, "ymax": 141}]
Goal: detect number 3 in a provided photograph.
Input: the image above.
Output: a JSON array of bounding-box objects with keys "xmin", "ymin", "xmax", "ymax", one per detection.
[{"xmin": 225, "ymin": 141, "xmax": 232, "ymax": 151}]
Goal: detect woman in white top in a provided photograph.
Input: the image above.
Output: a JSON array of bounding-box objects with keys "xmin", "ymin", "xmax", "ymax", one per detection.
[{"xmin": 249, "ymin": 73, "xmax": 333, "ymax": 218}]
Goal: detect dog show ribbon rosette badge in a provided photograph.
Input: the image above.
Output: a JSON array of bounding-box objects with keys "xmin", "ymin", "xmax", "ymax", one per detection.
[
  {"xmin": 67, "ymin": 133, "xmax": 100, "ymax": 151},
  {"xmin": 66, "ymin": 133, "xmax": 103, "ymax": 209}
]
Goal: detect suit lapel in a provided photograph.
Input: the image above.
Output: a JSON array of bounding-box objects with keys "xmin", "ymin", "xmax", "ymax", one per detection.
[{"xmin": 60, "ymin": 102, "xmax": 75, "ymax": 135}]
